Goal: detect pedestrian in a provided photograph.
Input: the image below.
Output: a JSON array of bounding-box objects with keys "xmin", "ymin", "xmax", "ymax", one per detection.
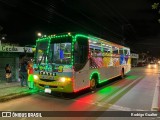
[
  {"xmin": 19, "ymin": 61, "xmax": 28, "ymax": 87},
  {"xmin": 27, "ymin": 61, "xmax": 34, "ymax": 89},
  {"xmin": 5, "ymin": 64, "xmax": 12, "ymax": 83}
]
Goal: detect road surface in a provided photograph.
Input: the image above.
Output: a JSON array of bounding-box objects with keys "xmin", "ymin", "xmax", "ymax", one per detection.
[{"xmin": 0, "ymin": 66, "xmax": 159, "ymax": 120}]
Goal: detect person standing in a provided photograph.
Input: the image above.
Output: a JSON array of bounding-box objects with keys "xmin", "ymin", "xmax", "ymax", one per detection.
[
  {"xmin": 5, "ymin": 64, "xmax": 12, "ymax": 83},
  {"xmin": 27, "ymin": 61, "xmax": 34, "ymax": 89},
  {"xmin": 19, "ymin": 61, "xmax": 28, "ymax": 87}
]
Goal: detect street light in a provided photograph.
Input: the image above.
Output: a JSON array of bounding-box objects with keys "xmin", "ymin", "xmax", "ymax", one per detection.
[
  {"xmin": 2, "ymin": 37, "xmax": 5, "ymax": 40},
  {"xmin": 0, "ymin": 34, "xmax": 7, "ymax": 45},
  {"xmin": 37, "ymin": 32, "xmax": 42, "ymax": 37}
]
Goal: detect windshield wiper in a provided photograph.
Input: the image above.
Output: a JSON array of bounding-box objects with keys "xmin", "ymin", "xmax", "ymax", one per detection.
[{"xmin": 38, "ymin": 50, "xmax": 47, "ymax": 65}]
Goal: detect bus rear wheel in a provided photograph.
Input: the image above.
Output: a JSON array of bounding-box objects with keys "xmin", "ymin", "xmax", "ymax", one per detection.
[{"xmin": 90, "ymin": 78, "xmax": 96, "ymax": 91}]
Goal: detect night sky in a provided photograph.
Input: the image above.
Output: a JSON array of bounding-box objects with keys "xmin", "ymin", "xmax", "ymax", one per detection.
[{"xmin": 0, "ymin": 0, "xmax": 160, "ymax": 56}]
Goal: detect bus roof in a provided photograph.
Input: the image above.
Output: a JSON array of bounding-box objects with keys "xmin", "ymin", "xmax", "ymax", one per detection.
[{"xmin": 36, "ymin": 32, "xmax": 129, "ymax": 49}]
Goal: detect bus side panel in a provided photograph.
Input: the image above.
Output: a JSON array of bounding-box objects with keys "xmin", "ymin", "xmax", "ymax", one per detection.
[
  {"xmin": 98, "ymin": 64, "xmax": 131, "ymax": 83},
  {"xmin": 98, "ymin": 66, "xmax": 120, "ymax": 82}
]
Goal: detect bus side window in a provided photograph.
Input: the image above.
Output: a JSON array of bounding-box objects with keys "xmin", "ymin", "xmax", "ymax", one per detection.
[
  {"xmin": 119, "ymin": 49, "xmax": 123, "ymax": 55},
  {"xmin": 74, "ymin": 41, "xmax": 80, "ymax": 63},
  {"xmin": 90, "ymin": 48, "xmax": 94, "ymax": 56}
]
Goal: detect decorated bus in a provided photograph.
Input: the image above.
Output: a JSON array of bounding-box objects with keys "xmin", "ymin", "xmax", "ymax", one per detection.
[{"xmin": 33, "ymin": 33, "xmax": 131, "ymax": 93}]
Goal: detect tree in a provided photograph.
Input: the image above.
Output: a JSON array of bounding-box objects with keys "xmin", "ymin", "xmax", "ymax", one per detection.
[
  {"xmin": 152, "ymin": 3, "xmax": 160, "ymax": 23},
  {"xmin": 0, "ymin": 25, "xmax": 3, "ymax": 31}
]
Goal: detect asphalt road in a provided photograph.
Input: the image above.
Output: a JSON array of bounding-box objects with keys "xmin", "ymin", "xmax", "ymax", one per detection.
[{"xmin": 0, "ymin": 66, "xmax": 159, "ymax": 120}]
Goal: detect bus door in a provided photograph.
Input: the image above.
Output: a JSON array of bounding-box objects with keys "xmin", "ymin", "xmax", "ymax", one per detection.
[{"xmin": 73, "ymin": 37, "xmax": 90, "ymax": 90}]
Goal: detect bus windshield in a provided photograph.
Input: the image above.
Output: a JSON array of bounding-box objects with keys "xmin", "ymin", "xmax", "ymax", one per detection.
[
  {"xmin": 36, "ymin": 38, "xmax": 72, "ymax": 66},
  {"xmin": 36, "ymin": 40, "xmax": 49, "ymax": 64},
  {"xmin": 48, "ymin": 38, "xmax": 72, "ymax": 65},
  {"xmin": 49, "ymin": 42, "xmax": 71, "ymax": 64}
]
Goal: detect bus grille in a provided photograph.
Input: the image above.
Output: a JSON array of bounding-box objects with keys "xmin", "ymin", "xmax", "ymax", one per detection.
[{"xmin": 40, "ymin": 79, "xmax": 56, "ymax": 82}]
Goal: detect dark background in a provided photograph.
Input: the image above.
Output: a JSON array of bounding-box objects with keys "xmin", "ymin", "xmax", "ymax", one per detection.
[{"xmin": 0, "ymin": 0, "xmax": 160, "ymax": 57}]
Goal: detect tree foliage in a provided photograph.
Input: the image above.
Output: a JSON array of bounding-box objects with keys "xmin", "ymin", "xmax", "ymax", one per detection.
[{"xmin": 152, "ymin": 3, "xmax": 160, "ymax": 23}]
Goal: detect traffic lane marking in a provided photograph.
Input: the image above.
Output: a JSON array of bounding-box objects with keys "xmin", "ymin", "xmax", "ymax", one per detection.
[{"xmin": 73, "ymin": 76, "xmax": 145, "ymax": 111}]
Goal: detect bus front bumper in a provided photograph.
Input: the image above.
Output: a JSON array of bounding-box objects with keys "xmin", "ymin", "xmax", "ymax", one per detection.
[{"xmin": 34, "ymin": 80, "xmax": 74, "ymax": 93}]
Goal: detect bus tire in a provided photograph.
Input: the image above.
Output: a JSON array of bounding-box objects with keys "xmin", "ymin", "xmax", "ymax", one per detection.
[
  {"xmin": 121, "ymin": 68, "xmax": 124, "ymax": 79},
  {"xmin": 90, "ymin": 78, "xmax": 96, "ymax": 92}
]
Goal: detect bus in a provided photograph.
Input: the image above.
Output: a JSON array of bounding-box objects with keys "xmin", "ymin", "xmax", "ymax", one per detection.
[{"xmin": 33, "ymin": 33, "xmax": 131, "ymax": 93}]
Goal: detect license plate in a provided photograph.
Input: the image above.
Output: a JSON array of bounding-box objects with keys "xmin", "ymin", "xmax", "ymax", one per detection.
[{"xmin": 44, "ymin": 88, "xmax": 51, "ymax": 93}]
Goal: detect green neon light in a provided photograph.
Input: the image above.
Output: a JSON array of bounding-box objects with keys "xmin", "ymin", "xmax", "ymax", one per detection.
[
  {"xmin": 37, "ymin": 37, "xmax": 49, "ymax": 42},
  {"xmin": 75, "ymin": 34, "xmax": 100, "ymax": 42},
  {"xmin": 126, "ymin": 75, "xmax": 138, "ymax": 80},
  {"xmin": 36, "ymin": 34, "xmax": 70, "ymax": 42},
  {"xmin": 89, "ymin": 71, "xmax": 100, "ymax": 82},
  {"xmin": 45, "ymin": 38, "xmax": 51, "ymax": 70},
  {"xmin": 34, "ymin": 39, "xmax": 38, "ymax": 63},
  {"xmin": 89, "ymin": 71, "xmax": 110, "ymax": 84},
  {"xmin": 71, "ymin": 36, "xmax": 75, "ymax": 65},
  {"xmin": 36, "ymin": 33, "xmax": 128, "ymax": 69},
  {"xmin": 75, "ymin": 34, "xmax": 88, "ymax": 39},
  {"xmin": 36, "ymin": 33, "xmax": 74, "ymax": 66},
  {"xmin": 99, "ymin": 79, "xmax": 109, "ymax": 83}
]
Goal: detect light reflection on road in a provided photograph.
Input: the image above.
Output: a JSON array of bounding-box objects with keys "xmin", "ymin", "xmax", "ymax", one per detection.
[
  {"xmin": 145, "ymin": 65, "xmax": 159, "ymax": 74},
  {"xmin": 68, "ymin": 75, "xmax": 143, "ymax": 111}
]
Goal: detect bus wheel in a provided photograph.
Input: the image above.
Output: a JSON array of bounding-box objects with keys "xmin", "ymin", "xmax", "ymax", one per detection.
[
  {"xmin": 121, "ymin": 69, "xmax": 124, "ymax": 79},
  {"xmin": 90, "ymin": 78, "xmax": 96, "ymax": 92}
]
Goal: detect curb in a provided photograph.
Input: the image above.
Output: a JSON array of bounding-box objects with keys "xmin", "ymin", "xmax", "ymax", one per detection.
[
  {"xmin": 151, "ymin": 74, "xmax": 160, "ymax": 111},
  {"xmin": 0, "ymin": 90, "xmax": 38, "ymax": 102}
]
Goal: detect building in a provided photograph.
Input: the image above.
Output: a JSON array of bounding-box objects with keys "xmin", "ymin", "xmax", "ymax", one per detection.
[
  {"xmin": 0, "ymin": 43, "xmax": 33, "ymax": 82},
  {"xmin": 131, "ymin": 53, "xmax": 139, "ymax": 67}
]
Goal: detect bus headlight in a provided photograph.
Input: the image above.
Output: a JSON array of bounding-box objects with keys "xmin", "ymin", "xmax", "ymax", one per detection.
[
  {"xmin": 34, "ymin": 75, "xmax": 39, "ymax": 80},
  {"xmin": 58, "ymin": 77, "xmax": 71, "ymax": 82},
  {"xmin": 148, "ymin": 64, "xmax": 151, "ymax": 68},
  {"xmin": 154, "ymin": 64, "xmax": 157, "ymax": 68},
  {"xmin": 59, "ymin": 77, "xmax": 66, "ymax": 82}
]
